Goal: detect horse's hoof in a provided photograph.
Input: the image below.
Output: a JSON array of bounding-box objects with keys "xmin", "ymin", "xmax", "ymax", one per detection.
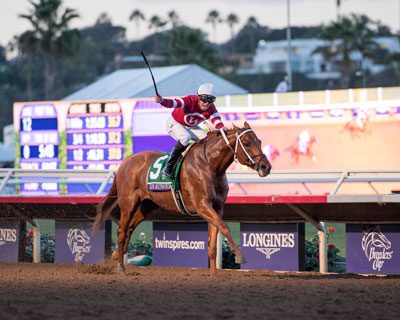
[
  {"xmin": 235, "ymin": 255, "xmax": 247, "ymax": 264},
  {"xmin": 117, "ymin": 263, "xmax": 126, "ymax": 274},
  {"xmin": 111, "ymin": 251, "xmax": 119, "ymax": 260},
  {"xmin": 209, "ymin": 268, "xmax": 217, "ymax": 276}
]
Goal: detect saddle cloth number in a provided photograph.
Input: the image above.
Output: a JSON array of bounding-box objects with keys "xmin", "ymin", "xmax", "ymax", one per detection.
[{"xmin": 149, "ymin": 154, "xmax": 169, "ymax": 180}]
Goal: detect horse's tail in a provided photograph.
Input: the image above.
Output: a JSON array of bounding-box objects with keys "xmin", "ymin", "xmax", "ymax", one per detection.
[{"xmin": 93, "ymin": 175, "xmax": 118, "ymax": 229}]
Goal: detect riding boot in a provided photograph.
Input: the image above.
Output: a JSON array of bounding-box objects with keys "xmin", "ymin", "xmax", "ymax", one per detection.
[{"xmin": 163, "ymin": 141, "xmax": 186, "ymax": 179}]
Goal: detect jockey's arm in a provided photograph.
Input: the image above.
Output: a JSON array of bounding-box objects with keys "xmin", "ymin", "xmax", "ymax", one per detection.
[
  {"xmin": 154, "ymin": 95, "xmax": 187, "ymax": 108},
  {"xmin": 209, "ymin": 107, "xmax": 224, "ymax": 130}
]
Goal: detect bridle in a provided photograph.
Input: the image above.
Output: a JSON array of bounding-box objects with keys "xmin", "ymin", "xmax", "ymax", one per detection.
[{"xmin": 220, "ymin": 128, "xmax": 266, "ymax": 170}]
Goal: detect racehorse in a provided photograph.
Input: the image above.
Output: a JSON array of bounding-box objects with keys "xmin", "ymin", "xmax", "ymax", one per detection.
[
  {"xmin": 285, "ymin": 130, "xmax": 317, "ymax": 163},
  {"xmin": 342, "ymin": 110, "xmax": 370, "ymax": 139},
  {"xmin": 93, "ymin": 122, "xmax": 271, "ymax": 275}
]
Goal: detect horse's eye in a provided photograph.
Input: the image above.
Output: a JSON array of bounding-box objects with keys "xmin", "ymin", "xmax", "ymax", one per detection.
[{"xmin": 244, "ymin": 142, "xmax": 251, "ymax": 147}]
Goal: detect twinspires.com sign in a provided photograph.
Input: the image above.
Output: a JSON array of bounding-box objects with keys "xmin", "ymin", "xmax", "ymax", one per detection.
[
  {"xmin": 0, "ymin": 219, "xmax": 23, "ymax": 262},
  {"xmin": 153, "ymin": 222, "xmax": 208, "ymax": 268},
  {"xmin": 241, "ymin": 223, "xmax": 305, "ymax": 271},
  {"xmin": 346, "ymin": 224, "xmax": 400, "ymax": 274},
  {"xmin": 55, "ymin": 221, "xmax": 105, "ymax": 264}
]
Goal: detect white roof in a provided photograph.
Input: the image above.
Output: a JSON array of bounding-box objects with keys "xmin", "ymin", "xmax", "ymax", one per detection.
[{"xmin": 63, "ymin": 64, "xmax": 247, "ymax": 100}]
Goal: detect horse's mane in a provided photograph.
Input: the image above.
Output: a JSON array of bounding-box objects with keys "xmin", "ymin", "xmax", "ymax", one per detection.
[{"xmin": 195, "ymin": 128, "xmax": 236, "ymax": 146}]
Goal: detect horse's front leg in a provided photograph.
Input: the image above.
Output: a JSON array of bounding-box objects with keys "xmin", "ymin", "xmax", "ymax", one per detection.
[
  {"xmin": 199, "ymin": 203, "xmax": 246, "ymax": 266},
  {"xmin": 208, "ymin": 223, "xmax": 218, "ymax": 276}
]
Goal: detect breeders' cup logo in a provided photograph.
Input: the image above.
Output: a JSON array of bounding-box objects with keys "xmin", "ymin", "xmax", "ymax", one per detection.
[
  {"xmin": 242, "ymin": 232, "xmax": 295, "ymax": 259},
  {"xmin": 0, "ymin": 228, "xmax": 17, "ymax": 246},
  {"xmin": 67, "ymin": 229, "xmax": 92, "ymax": 262},
  {"xmin": 184, "ymin": 113, "xmax": 206, "ymax": 126},
  {"xmin": 361, "ymin": 227, "xmax": 393, "ymax": 271}
]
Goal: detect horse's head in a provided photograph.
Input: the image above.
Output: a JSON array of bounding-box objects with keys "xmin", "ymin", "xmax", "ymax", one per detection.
[{"xmin": 232, "ymin": 122, "xmax": 271, "ymax": 177}]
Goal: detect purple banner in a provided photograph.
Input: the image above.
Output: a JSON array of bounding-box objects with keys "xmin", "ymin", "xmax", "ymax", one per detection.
[
  {"xmin": 55, "ymin": 221, "xmax": 105, "ymax": 264},
  {"xmin": 153, "ymin": 223, "xmax": 208, "ymax": 268},
  {"xmin": 346, "ymin": 224, "xmax": 400, "ymax": 274},
  {"xmin": 240, "ymin": 223, "xmax": 305, "ymax": 271},
  {"xmin": 0, "ymin": 220, "xmax": 21, "ymax": 262},
  {"xmin": 224, "ymin": 113, "xmax": 239, "ymax": 121},
  {"xmin": 133, "ymin": 135, "xmax": 176, "ymax": 154}
]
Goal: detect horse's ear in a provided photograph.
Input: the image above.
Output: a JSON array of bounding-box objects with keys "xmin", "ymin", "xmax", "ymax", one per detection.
[
  {"xmin": 244, "ymin": 121, "xmax": 251, "ymax": 129},
  {"xmin": 232, "ymin": 123, "xmax": 239, "ymax": 131}
]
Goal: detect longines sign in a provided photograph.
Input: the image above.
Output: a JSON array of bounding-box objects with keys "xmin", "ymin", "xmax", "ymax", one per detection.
[
  {"xmin": 241, "ymin": 223, "xmax": 305, "ymax": 271},
  {"xmin": 0, "ymin": 220, "xmax": 21, "ymax": 262}
]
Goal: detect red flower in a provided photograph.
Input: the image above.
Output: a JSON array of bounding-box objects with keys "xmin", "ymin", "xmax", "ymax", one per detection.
[
  {"xmin": 328, "ymin": 244, "xmax": 335, "ymax": 251},
  {"xmin": 328, "ymin": 226, "xmax": 335, "ymax": 234},
  {"xmin": 27, "ymin": 229, "xmax": 33, "ymax": 237}
]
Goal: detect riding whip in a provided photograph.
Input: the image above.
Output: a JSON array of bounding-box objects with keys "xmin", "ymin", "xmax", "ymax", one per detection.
[{"xmin": 141, "ymin": 50, "xmax": 160, "ymax": 96}]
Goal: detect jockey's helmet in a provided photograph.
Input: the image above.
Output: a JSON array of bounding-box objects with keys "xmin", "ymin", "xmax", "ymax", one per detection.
[
  {"xmin": 198, "ymin": 83, "xmax": 216, "ymax": 103},
  {"xmin": 198, "ymin": 83, "xmax": 215, "ymax": 97}
]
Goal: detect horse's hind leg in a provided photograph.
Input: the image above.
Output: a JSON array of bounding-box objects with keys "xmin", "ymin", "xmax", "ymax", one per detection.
[
  {"xmin": 123, "ymin": 209, "xmax": 146, "ymax": 254},
  {"xmin": 117, "ymin": 194, "xmax": 140, "ymax": 273},
  {"xmin": 208, "ymin": 223, "xmax": 218, "ymax": 276}
]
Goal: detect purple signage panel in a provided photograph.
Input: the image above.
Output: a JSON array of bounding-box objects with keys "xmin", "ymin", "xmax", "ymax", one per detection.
[
  {"xmin": 153, "ymin": 223, "xmax": 208, "ymax": 268},
  {"xmin": 66, "ymin": 103, "xmax": 123, "ymax": 194},
  {"xmin": 346, "ymin": 224, "xmax": 400, "ymax": 274},
  {"xmin": 55, "ymin": 221, "xmax": 105, "ymax": 264},
  {"xmin": 19, "ymin": 103, "xmax": 59, "ymax": 195},
  {"xmin": 132, "ymin": 135, "xmax": 175, "ymax": 154},
  {"xmin": 0, "ymin": 219, "xmax": 23, "ymax": 262},
  {"xmin": 240, "ymin": 223, "xmax": 305, "ymax": 271}
]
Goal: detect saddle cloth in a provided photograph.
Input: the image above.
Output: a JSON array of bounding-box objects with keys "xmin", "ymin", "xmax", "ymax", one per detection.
[{"xmin": 147, "ymin": 154, "xmax": 183, "ymax": 192}]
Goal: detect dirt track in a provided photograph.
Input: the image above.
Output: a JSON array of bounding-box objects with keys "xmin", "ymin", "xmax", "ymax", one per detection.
[{"xmin": 1, "ymin": 262, "xmax": 400, "ymax": 320}]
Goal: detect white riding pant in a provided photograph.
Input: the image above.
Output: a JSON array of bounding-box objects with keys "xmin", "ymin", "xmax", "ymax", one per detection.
[{"xmin": 166, "ymin": 116, "xmax": 207, "ymax": 146}]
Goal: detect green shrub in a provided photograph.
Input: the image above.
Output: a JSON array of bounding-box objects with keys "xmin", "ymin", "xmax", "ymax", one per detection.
[
  {"xmin": 25, "ymin": 229, "xmax": 55, "ymax": 263},
  {"xmin": 305, "ymin": 226, "xmax": 345, "ymax": 272},
  {"xmin": 222, "ymin": 238, "xmax": 240, "ymax": 269}
]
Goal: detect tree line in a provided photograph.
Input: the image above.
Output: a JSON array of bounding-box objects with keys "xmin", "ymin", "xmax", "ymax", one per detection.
[{"xmin": 0, "ymin": 0, "xmax": 399, "ymax": 140}]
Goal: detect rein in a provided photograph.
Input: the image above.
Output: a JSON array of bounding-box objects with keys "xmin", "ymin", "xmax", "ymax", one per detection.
[{"xmin": 220, "ymin": 128, "xmax": 265, "ymax": 169}]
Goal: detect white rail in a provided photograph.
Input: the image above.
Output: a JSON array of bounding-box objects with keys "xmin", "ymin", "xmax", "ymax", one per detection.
[{"xmin": 1, "ymin": 168, "xmax": 400, "ymax": 195}]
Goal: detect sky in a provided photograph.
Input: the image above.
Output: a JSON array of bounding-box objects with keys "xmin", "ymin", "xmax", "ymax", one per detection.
[{"xmin": 0, "ymin": 0, "xmax": 399, "ymax": 46}]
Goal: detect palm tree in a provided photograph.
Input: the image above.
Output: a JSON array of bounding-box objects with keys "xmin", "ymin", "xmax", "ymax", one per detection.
[
  {"xmin": 129, "ymin": 9, "xmax": 145, "ymax": 39},
  {"xmin": 335, "ymin": 0, "xmax": 347, "ymax": 20},
  {"xmin": 244, "ymin": 16, "xmax": 260, "ymax": 53},
  {"xmin": 14, "ymin": 31, "xmax": 39, "ymax": 100},
  {"xmin": 19, "ymin": 0, "xmax": 80, "ymax": 99},
  {"xmin": 245, "ymin": 16, "xmax": 260, "ymax": 29},
  {"xmin": 148, "ymin": 15, "xmax": 167, "ymax": 53},
  {"xmin": 148, "ymin": 15, "xmax": 167, "ymax": 33},
  {"xmin": 206, "ymin": 10, "xmax": 222, "ymax": 43},
  {"xmin": 168, "ymin": 26, "xmax": 220, "ymax": 71},
  {"xmin": 317, "ymin": 14, "xmax": 377, "ymax": 88},
  {"xmin": 168, "ymin": 10, "xmax": 180, "ymax": 29},
  {"xmin": 352, "ymin": 14, "xmax": 379, "ymax": 87},
  {"xmin": 226, "ymin": 13, "xmax": 239, "ymax": 50}
]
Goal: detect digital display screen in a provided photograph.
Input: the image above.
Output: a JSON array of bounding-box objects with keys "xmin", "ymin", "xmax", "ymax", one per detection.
[
  {"xmin": 66, "ymin": 102, "xmax": 124, "ymax": 171},
  {"xmin": 19, "ymin": 104, "xmax": 59, "ymax": 194}
]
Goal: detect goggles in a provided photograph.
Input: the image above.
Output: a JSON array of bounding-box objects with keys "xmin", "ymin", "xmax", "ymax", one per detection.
[{"xmin": 199, "ymin": 94, "xmax": 216, "ymax": 103}]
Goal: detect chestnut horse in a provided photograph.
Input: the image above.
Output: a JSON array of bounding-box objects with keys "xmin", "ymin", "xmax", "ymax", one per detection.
[{"xmin": 94, "ymin": 122, "xmax": 271, "ymax": 275}]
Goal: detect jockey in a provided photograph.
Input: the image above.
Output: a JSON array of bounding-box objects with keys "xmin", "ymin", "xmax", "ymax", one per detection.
[{"xmin": 155, "ymin": 83, "xmax": 225, "ymax": 179}]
